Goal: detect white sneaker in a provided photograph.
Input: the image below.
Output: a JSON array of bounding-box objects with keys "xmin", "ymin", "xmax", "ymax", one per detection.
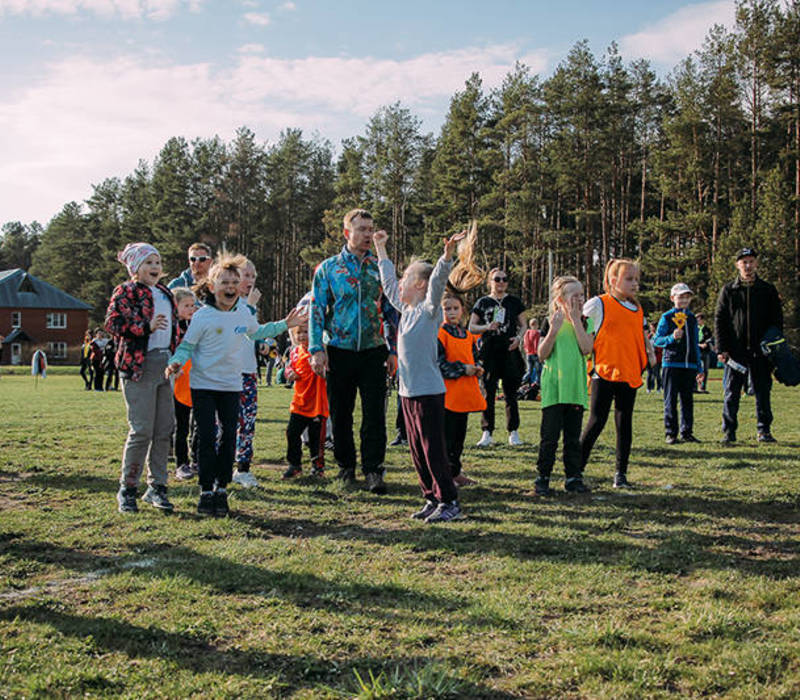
[
  {"xmin": 508, "ymin": 430, "xmax": 523, "ymax": 446},
  {"xmin": 232, "ymin": 469, "xmax": 259, "ymax": 488},
  {"xmin": 476, "ymin": 430, "xmax": 493, "ymax": 447}
]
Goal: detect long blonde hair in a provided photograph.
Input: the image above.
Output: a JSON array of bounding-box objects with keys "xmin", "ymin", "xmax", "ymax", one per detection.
[{"xmin": 447, "ymin": 220, "xmax": 485, "ymax": 294}]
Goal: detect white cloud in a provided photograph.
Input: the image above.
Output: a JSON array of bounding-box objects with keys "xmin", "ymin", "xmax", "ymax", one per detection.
[
  {"xmin": 237, "ymin": 43, "xmax": 264, "ymax": 54},
  {"xmin": 243, "ymin": 10, "xmax": 269, "ymax": 25},
  {"xmin": 619, "ymin": 0, "xmax": 736, "ymax": 65},
  {"xmin": 0, "ymin": 44, "xmax": 549, "ymax": 224},
  {"xmin": 0, "ymin": 0, "xmax": 202, "ymax": 20},
  {"xmin": 279, "ymin": 1, "xmax": 295, "ymax": 10}
]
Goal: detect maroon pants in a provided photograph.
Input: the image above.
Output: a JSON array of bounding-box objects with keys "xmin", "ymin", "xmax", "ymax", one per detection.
[{"xmin": 400, "ymin": 394, "xmax": 457, "ymax": 504}]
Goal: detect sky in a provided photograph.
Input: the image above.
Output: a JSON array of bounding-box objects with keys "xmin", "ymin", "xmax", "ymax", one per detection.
[{"xmin": 0, "ymin": 0, "xmax": 738, "ymax": 227}]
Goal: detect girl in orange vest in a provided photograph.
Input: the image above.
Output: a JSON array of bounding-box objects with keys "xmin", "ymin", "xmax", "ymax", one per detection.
[
  {"xmin": 579, "ymin": 259, "xmax": 655, "ymax": 489},
  {"xmin": 437, "ymin": 292, "xmax": 486, "ymax": 487}
]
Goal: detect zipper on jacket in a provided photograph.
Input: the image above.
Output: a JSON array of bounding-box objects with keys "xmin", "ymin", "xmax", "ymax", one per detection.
[
  {"xmin": 746, "ymin": 286, "xmax": 750, "ymax": 352},
  {"xmin": 356, "ymin": 257, "xmax": 362, "ymax": 352}
]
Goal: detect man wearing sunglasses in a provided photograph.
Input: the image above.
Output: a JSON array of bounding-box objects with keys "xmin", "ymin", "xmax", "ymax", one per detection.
[{"xmin": 168, "ymin": 242, "xmax": 213, "ymax": 290}]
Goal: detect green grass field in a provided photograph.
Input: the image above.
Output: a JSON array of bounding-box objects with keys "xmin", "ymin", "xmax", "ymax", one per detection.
[{"xmin": 1, "ymin": 368, "xmax": 799, "ymax": 698}]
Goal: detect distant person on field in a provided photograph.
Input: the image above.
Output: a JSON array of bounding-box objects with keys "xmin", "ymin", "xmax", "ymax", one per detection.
[
  {"xmin": 103, "ymin": 336, "xmax": 119, "ymax": 391},
  {"xmin": 696, "ymin": 313, "xmax": 713, "ymax": 393},
  {"xmin": 653, "ymin": 283, "xmax": 703, "ymax": 445},
  {"xmin": 522, "ymin": 317, "xmax": 542, "ymax": 385},
  {"xmin": 106, "ymin": 242, "xmax": 179, "ymax": 514},
  {"xmin": 534, "ymin": 276, "xmax": 594, "ymax": 496},
  {"xmin": 714, "ymin": 247, "xmax": 783, "ymax": 444},
  {"xmin": 89, "ymin": 328, "xmax": 109, "ymax": 392},
  {"xmin": 469, "ymin": 268, "xmax": 526, "ymax": 448},
  {"xmin": 168, "ymin": 242, "xmax": 213, "ymax": 290},
  {"xmin": 79, "ymin": 330, "xmax": 93, "ymax": 390}
]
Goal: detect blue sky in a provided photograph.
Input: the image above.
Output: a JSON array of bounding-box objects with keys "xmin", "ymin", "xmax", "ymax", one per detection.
[{"xmin": 0, "ymin": 0, "xmax": 736, "ymax": 226}]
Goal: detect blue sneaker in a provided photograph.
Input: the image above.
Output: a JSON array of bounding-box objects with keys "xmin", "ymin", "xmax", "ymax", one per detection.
[
  {"xmin": 425, "ymin": 501, "xmax": 465, "ymax": 523},
  {"xmin": 411, "ymin": 500, "xmax": 438, "ymax": 520}
]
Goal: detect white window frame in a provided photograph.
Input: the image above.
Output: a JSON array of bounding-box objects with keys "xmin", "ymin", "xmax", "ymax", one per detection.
[
  {"xmin": 46, "ymin": 312, "xmax": 67, "ymax": 329},
  {"xmin": 11, "ymin": 311, "xmax": 21, "ymax": 328},
  {"xmin": 48, "ymin": 341, "xmax": 67, "ymax": 358}
]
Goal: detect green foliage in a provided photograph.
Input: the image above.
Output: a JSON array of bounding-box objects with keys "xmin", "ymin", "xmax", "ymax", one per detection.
[{"xmin": 7, "ymin": 2, "xmax": 800, "ymax": 329}]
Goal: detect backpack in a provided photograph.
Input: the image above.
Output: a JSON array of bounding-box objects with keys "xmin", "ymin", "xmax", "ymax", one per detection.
[{"xmin": 761, "ymin": 327, "xmax": 800, "ymax": 387}]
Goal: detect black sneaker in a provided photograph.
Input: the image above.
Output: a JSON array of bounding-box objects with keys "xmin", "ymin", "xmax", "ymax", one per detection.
[
  {"xmin": 411, "ymin": 500, "xmax": 438, "ymax": 520},
  {"xmin": 534, "ymin": 476, "xmax": 554, "ymax": 496},
  {"xmin": 365, "ymin": 471, "xmax": 387, "ymax": 495},
  {"xmin": 389, "ymin": 433, "xmax": 405, "ymax": 446},
  {"xmin": 197, "ymin": 490, "xmax": 215, "ymax": 516},
  {"xmin": 757, "ymin": 432, "xmax": 777, "ymax": 443},
  {"xmin": 665, "ymin": 435, "xmax": 678, "ymax": 445},
  {"xmin": 565, "ymin": 477, "xmax": 591, "ymax": 493},
  {"xmin": 214, "ymin": 489, "xmax": 229, "ymax": 517},
  {"xmin": 720, "ymin": 433, "xmax": 736, "ymax": 445},
  {"xmin": 282, "ymin": 464, "xmax": 302, "ymax": 479},
  {"xmin": 337, "ymin": 467, "xmax": 356, "ymax": 484},
  {"xmin": 142, "ymin": 485, "xmax": 174, "ymax": 512},
  {"xmin": 117, "ymin": 487, "xmax": 138, "ymax": 513},
  {"xmin": 613, "ymin": 473, "xmax": 633, "ymax": 489},
  {"xmin": 681, "ymin": 434, "xmax": 701, "ymax": 443}
]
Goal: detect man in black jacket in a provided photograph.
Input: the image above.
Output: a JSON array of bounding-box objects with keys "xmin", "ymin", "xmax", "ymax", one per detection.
[{"xmin": 714, "ymin": 248, "xmax": 783, "ymax": 444}]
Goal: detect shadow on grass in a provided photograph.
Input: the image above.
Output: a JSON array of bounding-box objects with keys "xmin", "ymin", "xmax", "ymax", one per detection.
[
  {"xmin": 0, "ymin": 538, "xmax": 520, "ymax": 630},
  {"xmin": 0, "ymin": 603, "xmax": 512, "ymax": 698}
]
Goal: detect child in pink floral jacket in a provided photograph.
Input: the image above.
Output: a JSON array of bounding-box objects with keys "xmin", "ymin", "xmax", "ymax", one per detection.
[{"xmin": 105, "ymin": 242, "xmax": 180, "ymax": 515}]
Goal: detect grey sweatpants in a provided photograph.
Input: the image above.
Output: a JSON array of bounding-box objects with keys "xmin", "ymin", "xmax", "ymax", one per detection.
[{"xmin": 120, "ymin": 349, "xmax": 175, "ymax": 489}]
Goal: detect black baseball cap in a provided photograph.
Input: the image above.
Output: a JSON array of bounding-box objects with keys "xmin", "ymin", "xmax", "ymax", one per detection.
[{"xmin": 736, "ymin": 247, "xmax": 757, "ymax": 260}]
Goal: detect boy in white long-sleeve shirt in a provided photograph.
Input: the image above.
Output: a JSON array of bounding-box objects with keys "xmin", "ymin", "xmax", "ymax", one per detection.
[
  {"xmin": 166, "ymin": 256, "xmax": 305, "ymax": 516},
  {"xmin": 375, "ymin": 228, "xmax": 466, "ymax": 523}
]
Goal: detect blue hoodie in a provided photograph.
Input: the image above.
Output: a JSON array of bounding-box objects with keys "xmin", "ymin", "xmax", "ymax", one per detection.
[{"xmin": 653, "ymin": 307, "xmax": 703, "ymax": 372}]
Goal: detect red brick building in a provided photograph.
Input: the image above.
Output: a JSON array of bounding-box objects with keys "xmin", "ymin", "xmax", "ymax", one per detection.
[{"xmin": 0, "ymin": 269, "xmax": 91, "ymax": 365}]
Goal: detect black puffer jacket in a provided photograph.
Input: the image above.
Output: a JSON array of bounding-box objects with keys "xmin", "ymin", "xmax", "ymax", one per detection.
[{"xmin": 714, "ymin": 276, "xmax": 782, "ymax": 363}]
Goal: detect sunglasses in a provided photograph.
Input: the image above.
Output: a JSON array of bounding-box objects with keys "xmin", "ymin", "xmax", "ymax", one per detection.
[
  {"xmin": 189, "ymin": 256, "xmax": 210, "ymax": 263},
  {"xmin": 492, "ymin": 276, "xmax": 508, "ymax": 282}
]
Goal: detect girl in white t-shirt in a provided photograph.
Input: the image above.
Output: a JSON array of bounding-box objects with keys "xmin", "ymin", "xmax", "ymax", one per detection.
[{"xmin": 166, "ymin": 256, "xmax": 305, "ymax": 517}]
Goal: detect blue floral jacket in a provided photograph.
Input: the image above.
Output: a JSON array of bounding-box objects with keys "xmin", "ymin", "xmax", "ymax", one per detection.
[{"xmin": 309, "ymin": 246, "xmax": 396, "ymax": 355}]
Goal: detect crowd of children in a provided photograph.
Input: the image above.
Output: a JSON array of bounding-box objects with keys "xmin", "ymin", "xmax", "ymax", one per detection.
[{"xmin": 101, "ymin": 230, "xmax": 775, "ymax": 522}]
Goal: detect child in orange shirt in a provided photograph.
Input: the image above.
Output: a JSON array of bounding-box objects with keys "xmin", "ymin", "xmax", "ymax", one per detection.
[
  {"xmin": 283, "ymin": 322, "xmax": 328, "ymax": 479},
  {"xmin": 438, "ymin": 292, "xmax": 485, "ymax": 487}
]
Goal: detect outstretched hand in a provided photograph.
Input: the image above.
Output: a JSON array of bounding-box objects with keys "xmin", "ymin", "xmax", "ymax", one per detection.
[
  {"xmin": 284, "ymin": 306, "xmax": 308, "ymax": 329},
  {"xmin": 443, "ymin": 230, "xmax": 467, "ymax": 260}
]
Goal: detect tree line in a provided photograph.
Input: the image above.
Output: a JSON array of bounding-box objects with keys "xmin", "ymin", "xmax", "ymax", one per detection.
[{"xmin": 1, "ymin": 0, "xmax": 798, "ymax": 339}]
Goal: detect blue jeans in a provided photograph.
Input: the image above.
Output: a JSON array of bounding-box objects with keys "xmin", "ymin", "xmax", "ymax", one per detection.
[
  {"xmin": 662, "ymin": 367, "xmax": 695, "ymax": 437},
  {"xmin": 524, "ymin": 354, "xmax": 540, "ymax": 384}
]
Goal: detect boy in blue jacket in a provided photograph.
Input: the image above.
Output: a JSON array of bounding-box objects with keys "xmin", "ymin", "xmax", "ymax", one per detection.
[{"xmin": 654, "ymin": 283, "xmax": 703, "ymax": 444}]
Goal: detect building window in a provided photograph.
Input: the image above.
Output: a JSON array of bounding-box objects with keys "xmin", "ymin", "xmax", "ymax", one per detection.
[
  {"xmin": 11, "ymin": 311, "xmax": 21, "ymax": 328},
  {"xmin": 48, "ymin": 342, "xmax": 68, "ymax": 359},
  {"xmin": 46, "ymin": 312, "xmax": 67, "ymax": 329}
]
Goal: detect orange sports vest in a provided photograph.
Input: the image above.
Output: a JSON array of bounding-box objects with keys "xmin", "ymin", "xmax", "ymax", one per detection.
[
  {"xmin": 438, "ymin": 327, "xmax": 487, "ymax": 413},
  {"xmin": 173, "ymin": 359, "xmax": 192, "ymax": 407},
  {"xmin": 592, "ymin": 294, "xmax": 647, "ymax": 388}
]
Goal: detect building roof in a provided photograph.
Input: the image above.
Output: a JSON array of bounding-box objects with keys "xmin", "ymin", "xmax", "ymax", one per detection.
[
  {"xmin": 0, "ymin": 269, "xmax": 91, "ymax": 310},
  {"xmin": 3, "ymin": 328, "xmax": 36, "ymax": 344}
]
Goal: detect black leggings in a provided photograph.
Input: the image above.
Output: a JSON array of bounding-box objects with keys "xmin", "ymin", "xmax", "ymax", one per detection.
[{"xmin": 580, "ymin": 377, "xmax": 638, "ymax": 475}]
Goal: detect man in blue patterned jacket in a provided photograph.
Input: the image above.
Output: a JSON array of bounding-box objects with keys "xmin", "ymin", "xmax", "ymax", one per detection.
[{"xmin": 309, "ymin": 209, "xmax": 397, "ymax": 494}]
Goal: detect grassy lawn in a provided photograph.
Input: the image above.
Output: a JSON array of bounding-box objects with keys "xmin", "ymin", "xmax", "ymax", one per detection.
[{"xmin": 1, "ymin": 368, "xmax": 799, "ymax": 698}]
